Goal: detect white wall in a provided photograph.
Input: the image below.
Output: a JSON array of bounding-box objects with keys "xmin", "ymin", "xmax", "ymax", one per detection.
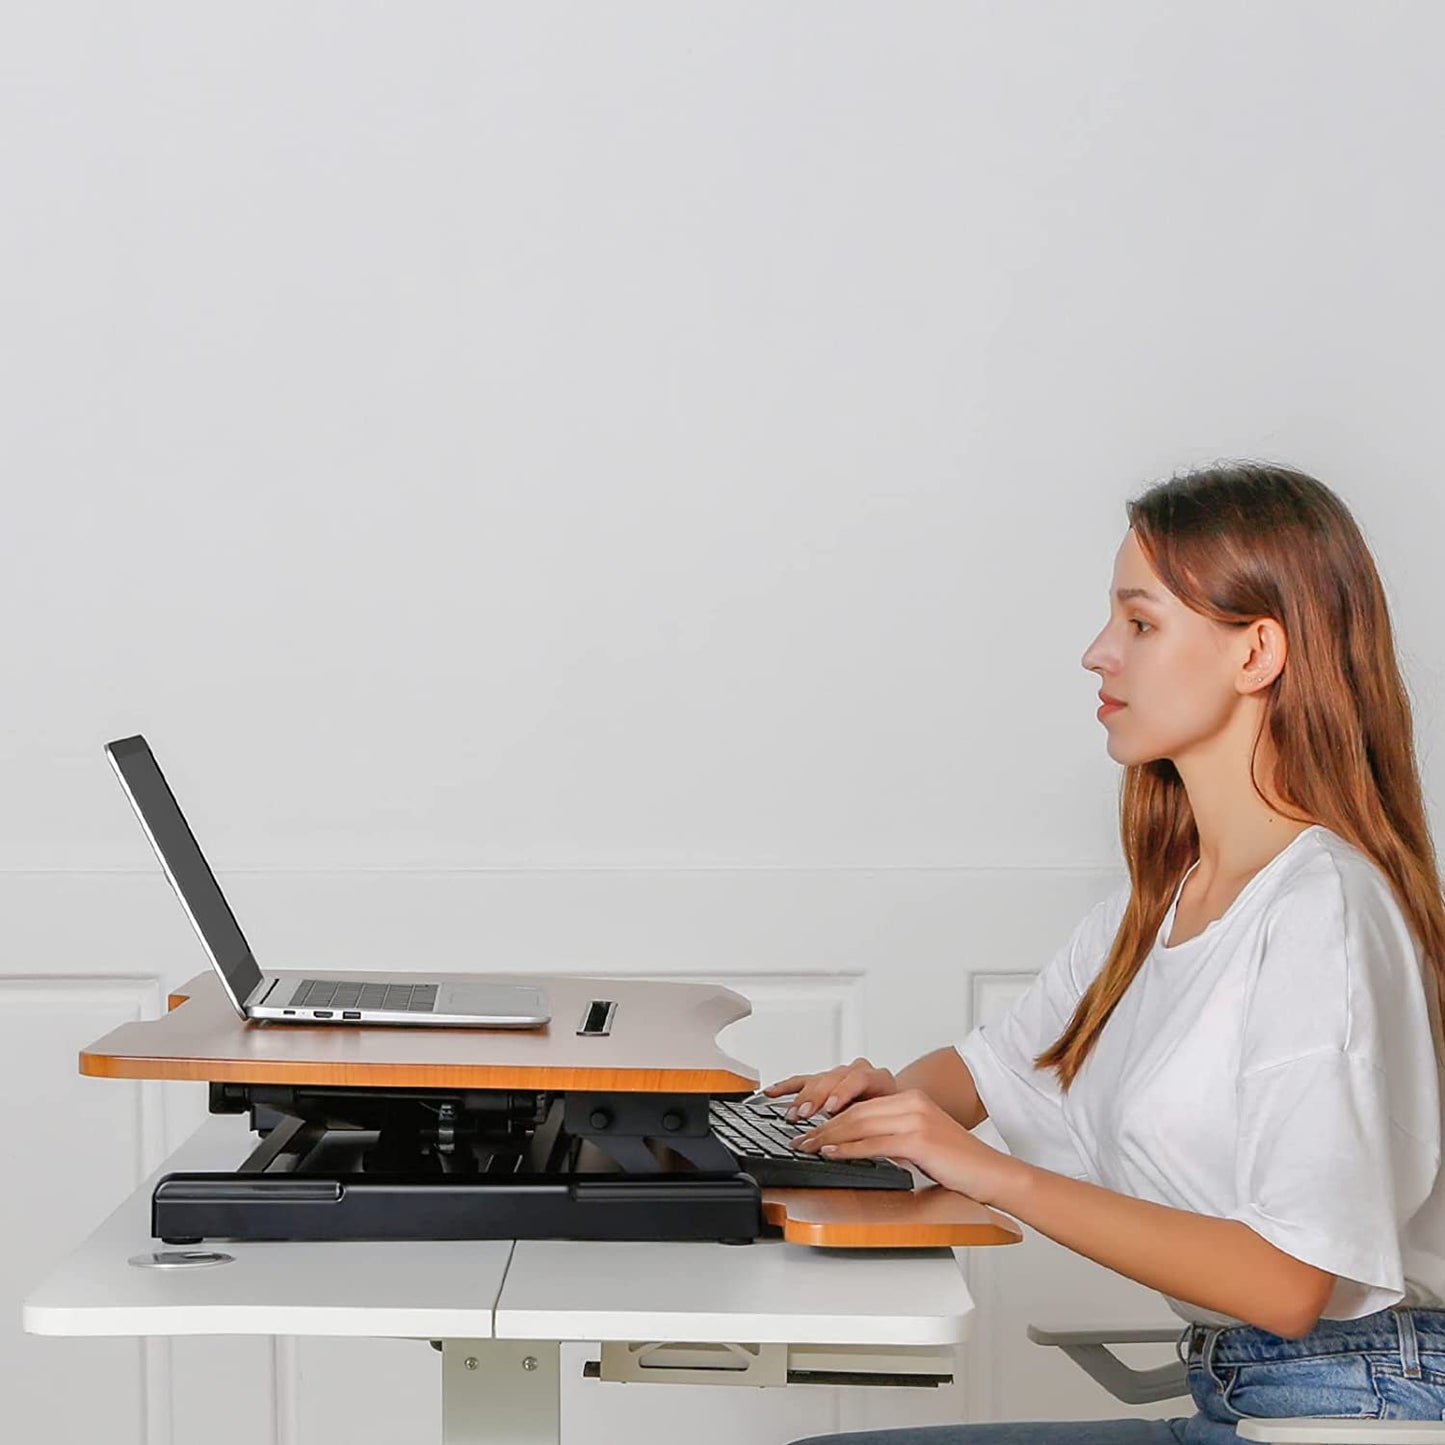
[
  {"xmin": 6, "ymin": 0, "xmax": 1440, "ymax": 877},
  {"xmin": 4, "ymin": 3, "xmax": 1443, "ymax": 1443}
]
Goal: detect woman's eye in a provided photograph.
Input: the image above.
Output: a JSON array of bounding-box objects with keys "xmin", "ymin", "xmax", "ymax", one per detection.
[{"xmin": 1130, "ymin": 619, "xmax": 1152, "ymax": 634}]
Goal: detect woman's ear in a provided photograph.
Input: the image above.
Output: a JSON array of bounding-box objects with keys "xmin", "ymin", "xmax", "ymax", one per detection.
[{"xmin": 1238, "ymin": 617, "xmax": 1287, "ymax": 693}]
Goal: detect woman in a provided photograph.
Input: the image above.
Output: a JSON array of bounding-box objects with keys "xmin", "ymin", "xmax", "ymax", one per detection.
[{"xmin": 777, "ymin": 462, "xmax": 1445, "ymax": 1445}]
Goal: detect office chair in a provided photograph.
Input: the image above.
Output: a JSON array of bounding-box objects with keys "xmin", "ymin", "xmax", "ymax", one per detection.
[{"xmin": 1028, "ymin": 1322, "xmax": 1445, "ymax": 1443}]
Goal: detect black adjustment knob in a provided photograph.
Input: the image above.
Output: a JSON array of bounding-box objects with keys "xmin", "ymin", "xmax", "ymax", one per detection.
[
  {"xmin": 589, "ymin": 1108, "xmax": 612, "ymax": 1130},
  {"xmin": 661, "ymin": 1110, "xmax": 684, "ymax": 1132}
]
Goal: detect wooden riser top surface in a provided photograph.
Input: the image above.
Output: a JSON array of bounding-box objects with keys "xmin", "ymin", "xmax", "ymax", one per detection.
[{"xmin": 80, "ymin": 971, "xmax": 758, "ymax": 1092}]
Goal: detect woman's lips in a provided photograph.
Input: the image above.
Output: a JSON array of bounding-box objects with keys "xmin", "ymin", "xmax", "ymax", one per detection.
[{"xmin": 1097, "ymin": 699, "xmax": 1126, "ymax": 719}]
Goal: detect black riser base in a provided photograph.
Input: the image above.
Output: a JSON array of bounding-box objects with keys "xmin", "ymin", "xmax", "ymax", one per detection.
[{"xmin": 153, "ymin": 1171, "xmax": 762, "ymax": 1244}]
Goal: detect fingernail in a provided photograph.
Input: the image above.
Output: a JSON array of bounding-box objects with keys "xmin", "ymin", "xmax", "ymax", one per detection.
[
  {"xmin": 822, "ymin": 1096, "xmax": 839, "ymax": 1115},
  {"xmin": 785, "ymin": 1106, "xmax": 797, "ymax": 1121},
  {"xmin": 798, "ymin": 1103, "xmax": 814, "ymax": 1119},
  {"xmin": 820, "ymin": 1145, "xmax": 838, "ymax": 1155}
]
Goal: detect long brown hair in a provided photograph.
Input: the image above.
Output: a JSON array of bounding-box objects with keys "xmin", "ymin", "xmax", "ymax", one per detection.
[{"xmin": 1035, "ymin": 461, "xmax": 1445, "ymax": 1090}]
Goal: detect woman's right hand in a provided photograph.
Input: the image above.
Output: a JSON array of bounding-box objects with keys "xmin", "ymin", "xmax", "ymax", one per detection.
[{"xmin": 762, "ymin": 1057, "xmax": 899, "ymax": 1121}]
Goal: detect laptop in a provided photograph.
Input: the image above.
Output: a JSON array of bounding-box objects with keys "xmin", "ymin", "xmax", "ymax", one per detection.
[{"xmin": 104, "ymin": 735, "xmax": 551, "ymax": 1029}]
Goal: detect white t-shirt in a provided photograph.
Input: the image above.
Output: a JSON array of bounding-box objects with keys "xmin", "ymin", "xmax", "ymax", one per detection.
[{"xmin": 955, "ymin": 824, "xmax": 1445, "ymax": 1327}]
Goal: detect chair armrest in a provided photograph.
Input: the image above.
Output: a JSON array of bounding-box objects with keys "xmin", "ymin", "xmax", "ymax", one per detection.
[
  {"xmin": 1027, "ymin": 1321, "xmax": 1189, "ymax": 1406},
  {"xmin": 1236, "ymin": 1423, "xmax": 1445, "ymax": 1444},
  {"xmin": 1027, "ymin": 1324, "xmax": 1188, "ymax": 1347}
]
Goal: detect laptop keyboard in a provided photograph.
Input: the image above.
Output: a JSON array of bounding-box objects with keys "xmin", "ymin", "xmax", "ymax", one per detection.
[
  {"xmin": 287, "ymin": 979, "xmax": 440, "ymax": 1014},
  {"xmin": 708, "ymin": 1097, "xmax": 913, "ymax": 1191}
]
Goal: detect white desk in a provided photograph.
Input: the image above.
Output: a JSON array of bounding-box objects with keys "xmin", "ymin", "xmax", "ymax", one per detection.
[{"xmin": 25, "ymin": 1117, "xmax": 976, "ymax": 1445}]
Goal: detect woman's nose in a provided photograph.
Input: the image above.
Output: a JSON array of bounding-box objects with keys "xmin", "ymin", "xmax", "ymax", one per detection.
[{"xmin": 1081, "ymin": 631, "xmax": 1110, "ymax": 673}]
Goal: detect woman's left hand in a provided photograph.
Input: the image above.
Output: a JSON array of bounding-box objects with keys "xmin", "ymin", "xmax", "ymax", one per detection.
[{"xmin": 791, "ymin": 1089, "xmax": 1020, "ymax": 1206}]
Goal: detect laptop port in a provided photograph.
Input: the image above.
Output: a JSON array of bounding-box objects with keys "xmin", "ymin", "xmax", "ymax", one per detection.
[
  {"xmin": 342, "ymin": 1011, "xmax": 361, "ymax": 1020},
  {"xmin": 313, "ymin": 1010, "xmax": 333, "ymax": 1018}
]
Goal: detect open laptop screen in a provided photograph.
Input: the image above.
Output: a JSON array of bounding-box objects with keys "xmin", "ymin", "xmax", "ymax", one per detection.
[{"xmin": 105, "ymin": 735, "xmax": 264, "ymax": 1012}]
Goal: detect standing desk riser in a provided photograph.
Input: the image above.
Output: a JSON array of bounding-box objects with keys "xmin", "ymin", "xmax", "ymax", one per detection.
[{"xmin": 80, "ymin": 971, "xmax": 1022, "ymax": 1250}]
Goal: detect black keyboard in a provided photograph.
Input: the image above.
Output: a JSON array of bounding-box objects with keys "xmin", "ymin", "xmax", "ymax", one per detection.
[
  {"xmin": 709, "ymin": 1097, "xmax": 913, "ymax": 1191},
  {"xmin": 286, "ymin": 979, "xmax": 440, "ymax": 1014}
]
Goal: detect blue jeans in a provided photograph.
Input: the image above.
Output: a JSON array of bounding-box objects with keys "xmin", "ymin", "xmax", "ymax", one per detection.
[{"xmin": 789, "ymin": 1306, "xmax": 1445, "ymax": 1444}]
